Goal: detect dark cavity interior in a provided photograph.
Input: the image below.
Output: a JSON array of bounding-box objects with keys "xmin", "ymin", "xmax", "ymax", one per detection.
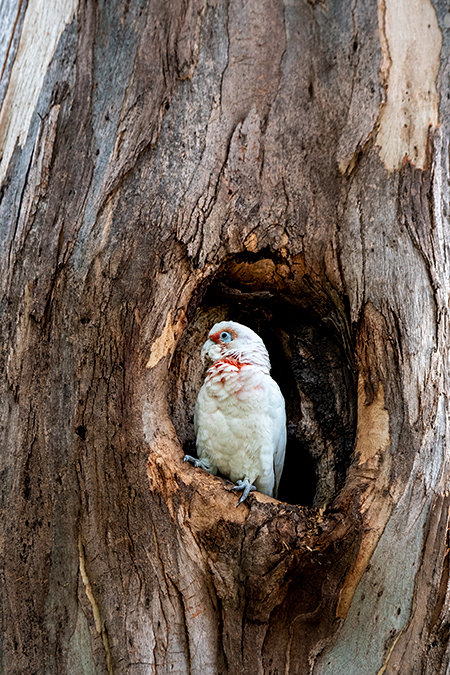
[{"xmin": 170, "ymin": 257, "xmax": 357, "ymax": 508}]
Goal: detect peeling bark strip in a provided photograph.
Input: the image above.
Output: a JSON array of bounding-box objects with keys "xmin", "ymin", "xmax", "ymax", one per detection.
[
  {"xmin": 336, "ymin": 376, "xmax": 391, "ymax": 619},
  {"xmin": 146, "ymin": 309, "xmax": 186, "ymax": 369},
  {"xmin": 0, "ymin": 0, "xmax": 78, "ymax": 183},
  {"xmin": 376, "ymin": 0, "xmax": 442, "ymax": 170},
  {"xmin": 1, "ymin": 0, "xmax": 450, "ymax": 673},
  {"xmin": 78, "ymin": 535, "xmax": 114, "ymax": 675}
]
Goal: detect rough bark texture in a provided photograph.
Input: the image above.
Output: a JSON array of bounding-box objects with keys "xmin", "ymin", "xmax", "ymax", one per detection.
[{"xmin": 1, "ymin": 0, "xmax": 450, "ymax": 673}]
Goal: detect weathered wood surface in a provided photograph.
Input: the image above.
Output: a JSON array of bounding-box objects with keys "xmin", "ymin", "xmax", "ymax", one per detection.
[{"xmin": 1, "ymin": 1, "xmax": 450, "ymax": 673}]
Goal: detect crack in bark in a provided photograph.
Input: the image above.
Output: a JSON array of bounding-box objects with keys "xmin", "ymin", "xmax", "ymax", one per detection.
[
  {"xmin": 167, "ymin": 573, "xmax": 192, "ymax": 675},
  {"xmin": 6, "ymin": 150, "xmax": 33, "ymax": 286},
  {"xmin": 218, "ymin": 0, "xmax": 230, "ymax": 114},
  {"xmin": 0, "ymin": 0, "xmax": 24, "ymax": 90}
]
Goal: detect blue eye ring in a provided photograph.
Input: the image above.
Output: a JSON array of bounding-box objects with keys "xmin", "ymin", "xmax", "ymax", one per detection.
[{"xmin": 220, "ymin": 331, "xmax": 232, "ymax": 343}]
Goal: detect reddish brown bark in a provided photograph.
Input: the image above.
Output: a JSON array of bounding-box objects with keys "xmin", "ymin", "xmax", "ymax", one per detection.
[{"xmin": 1, "ymin": 1, "xmax": 450, "ymax": 673}]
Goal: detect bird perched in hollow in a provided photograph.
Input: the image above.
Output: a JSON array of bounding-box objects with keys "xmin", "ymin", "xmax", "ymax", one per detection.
[{"xmin": 183, "ymin": 320, "xmax": 286, "ymax": 505}]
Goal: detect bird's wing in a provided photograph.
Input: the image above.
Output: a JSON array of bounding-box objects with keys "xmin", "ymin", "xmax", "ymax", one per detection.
[{"xmin": 273, "ymin": 421, "xmax": 286, "ymax": 498}]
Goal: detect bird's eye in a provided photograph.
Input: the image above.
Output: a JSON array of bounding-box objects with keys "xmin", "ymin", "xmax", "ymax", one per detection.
[{"xmin": 220, "ymin": 331, "xmax": 232, "ymax": 343}]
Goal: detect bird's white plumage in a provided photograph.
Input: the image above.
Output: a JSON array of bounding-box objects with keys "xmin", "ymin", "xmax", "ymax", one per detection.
[{"xmin": 192, "ymin": 321, "xmax": 286, "ymax": 499}]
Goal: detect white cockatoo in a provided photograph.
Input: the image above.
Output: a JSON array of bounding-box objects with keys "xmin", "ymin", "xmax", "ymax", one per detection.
[{"xmin": 184, "ymin": 321, "xmax": 286, "ymax": 505}]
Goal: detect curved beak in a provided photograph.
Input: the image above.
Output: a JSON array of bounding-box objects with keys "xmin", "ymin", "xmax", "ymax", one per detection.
[{"xmin": 201, "ymin": 338, "xmax": 215, "ymax": 365}]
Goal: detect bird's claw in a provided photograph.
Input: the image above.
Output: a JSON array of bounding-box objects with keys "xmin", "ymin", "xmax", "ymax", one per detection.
[
  {"xmin": 232, "ymin": 479, "xmax": 256, "ymax": 506},
  {"xmin": 183, "ymin": 455, "xmax": 210, "ymax": 471}
]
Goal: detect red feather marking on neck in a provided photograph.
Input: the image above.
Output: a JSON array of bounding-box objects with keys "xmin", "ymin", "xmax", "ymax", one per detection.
[{"xmin": 210, "ymin": 357, "xmax": 250, "ymax": 371}]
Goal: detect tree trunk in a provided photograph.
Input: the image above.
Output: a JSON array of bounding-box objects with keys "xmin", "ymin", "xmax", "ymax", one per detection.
[{"xmin": 1, "ymin": 0, "xmax": 449, "ymax": 673}]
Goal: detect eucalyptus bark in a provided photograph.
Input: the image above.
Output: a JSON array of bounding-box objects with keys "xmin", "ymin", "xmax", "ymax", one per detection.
[{"xmin": 1, "ymin": 1, "xmax": 450, "ymax": 674}]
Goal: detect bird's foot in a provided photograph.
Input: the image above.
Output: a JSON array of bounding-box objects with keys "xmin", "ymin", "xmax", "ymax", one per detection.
[
  {"xmin": 232, "ymin": 479, "xmax": 256, "ymax": 506},
  {"xmin": 183, "ymin": 455, "xmax": 212, "ymax": 472}
]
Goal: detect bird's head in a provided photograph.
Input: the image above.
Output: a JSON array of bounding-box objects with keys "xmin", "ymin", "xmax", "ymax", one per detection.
[{"xmin": 201, "ymin": 321, "xmax": 271, "ymax": 371}]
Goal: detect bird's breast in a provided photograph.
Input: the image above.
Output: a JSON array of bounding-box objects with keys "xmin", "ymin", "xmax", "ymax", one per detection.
[
  {"xmin": 204, "ymin": 362, "xmax": 265, "ymax": 399},
  {"xmin": 194, "ymin": 363, "xmax": 286, "ymax": 493}
]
